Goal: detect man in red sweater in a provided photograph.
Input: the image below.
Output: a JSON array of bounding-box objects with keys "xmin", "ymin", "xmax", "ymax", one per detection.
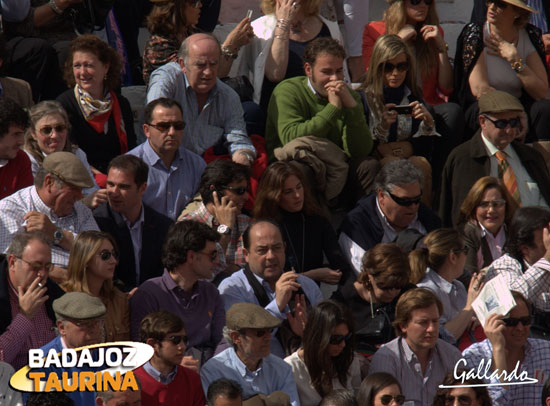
[
  {"xmin": 0, "ymin": 98, "xmax": 32, "ymax": 199},
  {"xmin": 134, "ymin": 310, "xmax": 206, "ymax": 406}
]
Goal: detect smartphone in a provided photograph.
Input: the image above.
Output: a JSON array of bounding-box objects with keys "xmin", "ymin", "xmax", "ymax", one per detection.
[
  {"xmin": 390, "ymin": 105, "xmax": 413, "ymax": 115},
  {"xmin": 211, "ymin": 187, "xmax": 225, "ymax": 201},
  {"xmin": 246, "ymin": 9, "xmax": 253, "ymax": 19}
]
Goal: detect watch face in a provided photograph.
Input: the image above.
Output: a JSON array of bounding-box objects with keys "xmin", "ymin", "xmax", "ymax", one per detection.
[{"xmin": 217, "ymin": 225, "xmax": 230, "ymax": 234}]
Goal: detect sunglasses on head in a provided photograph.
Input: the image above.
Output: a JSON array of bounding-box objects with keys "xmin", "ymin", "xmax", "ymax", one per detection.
[
  {"xmin": 222, "ymin": 185, "xmax": 248, "ymax": 195},
  {"xmin": 502, "ymin": 315, "xmax": 532, "ymax": 327},
  {"xmin": 241, "ymin": 328, "xmax": 274, "ymax": 338},
  {"xmin": 409, "ymin": 0, "xmax": 433, "ymax": 5},
  {"xmin": 148, "ymin": 121, "xmax": 186, "ymax": 132},
  {"xmin": 165, "ymin": 334, "xmax": 189, "ymax": 346},
  {"xmin": 444, "ymin": 394, "xmax": 474, "ymax": 406},
  {"xmin": 97, "ymin": 250, "xmax": 118, "ymax": 261},
  {"xmin": 329, "ymin": 332, "xmax": 352, "ymax": 345},
  {"xmin": 478, "ymin": 199, "xmax": 506, "ymax": 209},
  {"xmin": 39, "ymin": 124, "xmax": 67, "ymax": 136},
  {"xmin": 387, "ymin": 192, "xmax": 422, "ymax": 206},
  {"xmin": 383, "ymin": 61, "xmax": 409, "ymax": 74},
  {"xmin": 380, "ymin": 395, "xmax": 406, "ymax": 405},
  {"xmin": 482, "ymin": 115, "xmax": 521, "ymax": 129},
  {"xmin": 486, "ymin": 0, "xmax": 508, "ymax": 8}
]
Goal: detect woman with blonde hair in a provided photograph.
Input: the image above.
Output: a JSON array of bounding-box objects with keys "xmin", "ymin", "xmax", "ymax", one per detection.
[
  {"xmin": 64, "ymin": 231, "xmax": 130, "ymax": 342},
  {"xmin": 362, "ymin": 34, "xmax": 436, "ymax": 205},
  {"xmin": 254, "ymin": 161, "xmax": 349, "ymax": 284},
  {"xmin": 411, "ymin": 228, "xmax": 484, "ymax": 344},
  {"xmin": 458, "ymin": 176, "xmax": 517, "ymax": 278}
]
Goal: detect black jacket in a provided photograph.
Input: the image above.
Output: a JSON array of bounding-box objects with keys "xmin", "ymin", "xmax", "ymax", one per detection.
[{"xmin": 93, "ymin": 202, "xmax": 173, "ymax": 290}]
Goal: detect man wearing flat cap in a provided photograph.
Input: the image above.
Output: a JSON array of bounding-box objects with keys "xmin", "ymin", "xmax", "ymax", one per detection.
[
  {"xmin": 40, "ymin": 292, "xmax": 107, "ymax": 406},
  {"xmin": 440, "ymin": 89, "xmax": 550, "ymax": 226},
  {"xmin": 200, "ymin": 303, "xmax": 299, "ymax": 406},
  {"xmin": 0, "ymin": 151, "xmax": 99, "ymax": 280}
]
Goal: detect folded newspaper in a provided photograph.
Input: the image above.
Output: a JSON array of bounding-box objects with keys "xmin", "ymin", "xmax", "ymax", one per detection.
[{"xmin": 471, "ymin": 275, "xmax": 517, "ymax": 326}]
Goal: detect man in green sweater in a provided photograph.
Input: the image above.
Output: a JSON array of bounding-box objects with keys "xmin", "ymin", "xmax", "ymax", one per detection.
[{"xmin": 265, "ymin": 37, "xmax": 377, "ymax": 197}]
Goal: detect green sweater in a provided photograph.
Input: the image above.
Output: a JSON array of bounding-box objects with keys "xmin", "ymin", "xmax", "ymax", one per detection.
[{"xmin": 265, "ymin": 76, "xmax": 373, "ymax": 160}]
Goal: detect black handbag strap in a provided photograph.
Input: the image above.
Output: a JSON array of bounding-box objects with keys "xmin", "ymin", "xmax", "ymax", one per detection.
[{"xmin": 243, "ymin": 265, "xmax": 271, "ymax": 308}]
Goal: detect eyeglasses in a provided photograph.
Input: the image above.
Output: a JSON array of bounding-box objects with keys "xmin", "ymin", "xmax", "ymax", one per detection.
[
  {"xmin": 383, "ymin": 61, "xmax": 409, "ymax": 74},
  {"xmin": 147, "ymin": 121, "xmax": 186, "ymax": 132},
  {"xmin": 16, "ymin": 257, "xmax": 53, "ymax": 272},
  {"xmin": 486, "ymin": 0, "xmax": 508, "ymax": 9},
  {"xmin": 444, "ymin": 394, "xmax": 474, "ymax": 406},
  {"xmin": 329, "ymin": 332, "xmax": 352, "ymax": 345},
  {"xmin": 190, "ymin": 0, "xmax": 202, "ymax": 7},
  {"xmin": 387, "ymin": 192, "xmax": 422, "ymax": 206},
  {"xmin": 222, "ymin": 185, "xmax": 249, "ymax": 195},
  {"xmin": 380, "ymin": 395, "xmax": 406, "ymax": 405},
  {"xmin": 502, "ymin": 315, "xmax": 532, "ymax": 327},
  {"xmin": 478, "ymin": 199, "xmax": 506, "ymax": 209},
  {"xmin": 96, "ymin": 250, "xmax": 118, "ymax": 261},
  {"xmin": 38, "ymin": 124, "xmax": 67, "ymax": 136},
  {"xmin": 482, "ymin": 115, "xmax": 521, "ymax": 129},
  {"xmin": 453, "ymin": 247, "xmax": 468, "ymax": 255},
  {"xmin": 240, "ymin": 328, "xmax": 274, "ymax": 338},
  {"xmin": 164, "ymin": 334, "xmax": 189, "ymax": 346},
  {"xmin": 409, "ymin": 0, "xmax": 433, "ymax": 5},
  {"xmin": 196, "ymin": 250, "xmax": 218, "ymax": 262}
]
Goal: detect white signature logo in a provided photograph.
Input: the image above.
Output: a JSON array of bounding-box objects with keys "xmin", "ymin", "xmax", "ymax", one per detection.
[{"xmin": 439, "ymin": 358, "xmax": 538, "ymax": 388}]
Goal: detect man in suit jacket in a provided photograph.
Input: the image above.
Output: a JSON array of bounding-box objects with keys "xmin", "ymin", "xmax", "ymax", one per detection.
[
  {"xmin": 440, "ymin": 90, "xmax": 550, "ymax": 227},
  {"xmin": 94, "ymin": 155, "xmax": 173, "ymax": 290}
]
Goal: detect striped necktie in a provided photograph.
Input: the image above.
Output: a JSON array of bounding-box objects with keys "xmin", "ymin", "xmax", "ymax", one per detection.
[{"xmin": 495, "ymin": 150, "xmax": 521, "ymax": 205}]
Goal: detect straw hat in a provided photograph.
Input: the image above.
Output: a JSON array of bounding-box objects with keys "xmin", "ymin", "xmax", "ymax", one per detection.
[{"xmin": 500, "ymin": 0, "xmax": 538, "ymax": 13}]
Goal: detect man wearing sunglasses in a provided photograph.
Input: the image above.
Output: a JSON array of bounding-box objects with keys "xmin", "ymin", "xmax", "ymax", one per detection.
[
  {"xmin": 134, "ymin": 310, "xmax": 205, "ymax": 406},
  {"xmin": 201, "ymin": 303, "xmax": 298, "ymax": 406},
  {"xmin": 339, "ymin": 159, "xmax": 441, "ymax": 274},
  {"xmin": 128, "ymin": 98, "xmax": 206, "ymax": 221},
  {"xmin": 463, "ymin": 291, "xmax": 550, "ymax": 405},
  {"xmin": 440, "ymin": 89, "xmax": 550, "ymax": 227},
  {"xmin": 0, "ymin": 232, "xmax": 64, "ymax": 371}
]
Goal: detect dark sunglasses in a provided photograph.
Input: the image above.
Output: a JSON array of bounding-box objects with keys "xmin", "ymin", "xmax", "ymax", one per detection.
[
  {"xmin": 445, "ymin": 395, "xmax": 474, "ymax": 406},
  {"xmin": 39, "ymin": 124, "xmax": 67, "ymax": 136},
  {"xmin": 97, "ymin": 250, "xmax": 118, "ymax": 261},
  {"xmin": 380, "ymin": 395, "xmax": 406, "ymax": 405},
  {"xmin": 409, "ymin": 0, "xmax": 433, "ymax": 5},
  {"xmin": 165, "ymin": 334, "xmax": 189, "ymax": 346},
  {"xmin": 502, "ymin": 316, "xmax": 532, "ymax": 327},
  {"xmin": 222, "ymin": 185, "xmax": 248, "ymax": 195},
  {"xmin": 478, "ymin": 199, "xmax": 506, "ymax": 209},
  {"xmin": 383, "ymin": 61, "xmax": 409, "ymax": 74},
  {"xmin": 241, "ymin": 328, "xmax": 274, "ymax": 338},
  {"xmin": 329, "ymin": 332, "xmax": 352, "ymax": 345},
  {"xmin": 388, "ymin": 192, "xmax": 422, "ymax": 206},
  {"xmin": 148, "ymin": 121, "xmax": 186, "ymax": 132},
  {"xmin": 17, "ymin": 257, "xmax": 53, "ymax": 272},
  {"xmin": 482, "ymin": 115, "xmax": 521, "ymax": 129},
  {"xmin": 486, "ymin": 0, "xmax": 508, "ymax": 8}
]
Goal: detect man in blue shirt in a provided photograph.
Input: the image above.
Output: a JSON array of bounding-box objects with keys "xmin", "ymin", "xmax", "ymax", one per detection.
[{"xmin": 128, "ymin": 97, "xmax": 206, "ymax": 220}]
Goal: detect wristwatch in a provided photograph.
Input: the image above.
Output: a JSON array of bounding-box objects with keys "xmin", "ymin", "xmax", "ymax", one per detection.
[
  {"xmin": 217, "ymin": 224, "xmax": 232, "ymax": 235},
  {"xmin": 53, "ymin": 228, "xmax": 63, "ymax": 245},
  {"xmin": 511, "ymin": 58, "xmax": 525, "ymax": 73}
]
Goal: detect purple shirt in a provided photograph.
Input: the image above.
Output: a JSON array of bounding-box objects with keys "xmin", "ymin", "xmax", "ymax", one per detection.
[{"xmin": 130, "ymin": 270, "xmax": 225, "ymax": 360}]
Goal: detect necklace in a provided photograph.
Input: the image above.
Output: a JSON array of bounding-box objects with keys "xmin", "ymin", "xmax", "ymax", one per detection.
[{"xmin": 283, "ymin": 213, "xmax": 305, "ymax": 273}]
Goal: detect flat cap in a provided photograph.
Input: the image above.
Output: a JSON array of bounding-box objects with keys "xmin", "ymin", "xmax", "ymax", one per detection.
[
  {"xmin": 43, "ymin": 152, "xmax": 94, "ymax": 189},
  {"xmin": 53, "ymin": 292, "xmax": 106, "ymax": 320},
  {"xmin": 478, "ymin": 90, "xmax": 524, "ymax": 115},
  {"xmin": 226, "ymin": 303, "xmax": 281, "ymax": 330}
]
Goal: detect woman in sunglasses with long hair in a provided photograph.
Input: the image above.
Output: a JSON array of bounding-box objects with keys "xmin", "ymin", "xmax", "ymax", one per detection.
[
  {"xmin": 64, "ymin": 231, "xmax": 130, "ymax": 342},
  {"xmin": 357, "ymin": 372, "xmax": 405, "ymax": 406},
  {"xmin": 361, "ymin": 34, "xmax": 436, "ymax": 205},
  {"xmin": 285, "ymin": 300, "xmax": 361, "ymax": 406},
  {"xmin": 455, "ymin": 0, "xmax": 550, "ymax": 140}
]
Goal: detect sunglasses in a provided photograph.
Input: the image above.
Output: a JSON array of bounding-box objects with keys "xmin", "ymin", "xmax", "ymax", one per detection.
[
  {"xmin": 387, "ymin": 192, "xmax": 422, "ymax": 206},
  {"xmin": 329, "ymin": 332, "xmax": 352, "ymax": 345},
  {"xmin": 241, "ymin": 328, "xmax": 274, "ymax": 338},
  {"xmin": 486, "ymin": 0, "xmax": 508, "ymax": 8},
  {"xmin": 482, "ymin": 115, "xmax": 521, "ymax": 129},
  {"xmin": 39, "ymin": 124, "xmax": 67, "ymax": 136},
  {"xmin": 502, "ymin": 316, "xmax": 532, "ymax": 327},
  {"xmin": 409, "ymin": 0, "xmax": 433, "ymax": 5},
  {"xmin": 383, "ymin": 61, "xmax": 409, "ymax": 74},
  {"xmin": 97, "ymin": 250, "xmax": 118, "ymax": 261},
  {"xmin": 196, "ymin": 250, "xmax": 218, "ymax": 262},
  {"xmin": 17, "ymin": 257, "xmax": 53, "ymax": 272},
  {"xmin": 165, "ymin": 334, "xmax": 189, "ymax": 346},
  {"xmin": 380, "ymin": 395, "xmax": 406, "ymax": 405},
  {"xmin": 222, "ymin": 185, "xmax": 248, "ymax": 195},
  {"xmin": 190, "ymin": 0, "xmax": 202, "ymax": 7},
  {"xmin": 478, "ymin": 199, "xmax": 506, "ymax": 209},
  {"xmin": 444, "ymin": 395, "xmax": 474, "ymax": 406},
  {"xmin": 148, "ymin": 121, "xmax": 186, "ymax": 132}
]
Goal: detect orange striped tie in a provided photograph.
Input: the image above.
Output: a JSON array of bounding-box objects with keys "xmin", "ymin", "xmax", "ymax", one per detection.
[{"xmin": 495, "ymin": 151, "xmax": 521, "ymax": 206}]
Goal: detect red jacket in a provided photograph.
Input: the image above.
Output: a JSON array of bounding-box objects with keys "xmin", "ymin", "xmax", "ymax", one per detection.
[{"xmin": 0, "ymin": 149, "xmax": 33, "ymax": 200}]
